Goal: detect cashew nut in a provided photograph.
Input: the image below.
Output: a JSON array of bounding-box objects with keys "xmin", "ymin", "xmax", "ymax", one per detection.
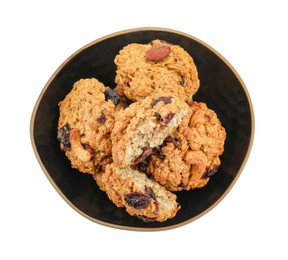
[
  {"xmin": 70, "ymin": 128, "xmax": 91, "ymax": 162},
  {"xmin": 185, "ymin": 150, "xmax": 208, "ymax": 185}
]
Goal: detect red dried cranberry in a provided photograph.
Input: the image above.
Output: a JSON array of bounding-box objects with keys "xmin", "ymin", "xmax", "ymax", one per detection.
[
  {"xmin": 164, "ymin": 136, "xmax": 180, "ymax": 150},
  {"xmin": 145, "ymin": 187, "xmax": 159, "ymax": 214},
  {"xmin": 97, "ymin": 113, "xmax": 106, "ymax": 124},
  {"xmin": 124, "ymin": 192, "xmax": 151, "ymax": 209},
  {"xmin": 134, "ymin": 158, "xmax": 150, "ymax": 174},
  {"xmin": 136, "ymin": 215, "xmax": 156, "ymax": 222},
  {"xmin": 152, "ymin": 96, "xmax": 172, "ymax": 107},
  {"xmin": 152, "ymin": 146, "xmax": 165, "ymax": 159},
  {"xmin": 155, "ymin": 112, "xmax": 175, "ymax": 125},
  {"xmin": 57, "ymin": 124, "xmax": 71, "ymax": 151},
  {"xmin": 83, "ymin": 144, "xmax": 95, "ymax": 158},
  {"xmin": 154, "ymin": 200, "xmax": 159, "ymax": 214},
  {"xmin": 202, "ymin": 166, "xmax": 219, "ymax": 178},
  {"xmin": 133, "ymin": 147, "xmax": 153, "ymax": 165},
  {"xmin": 145, "ymin": 187, "xmax": 156, "ymax": 200}
]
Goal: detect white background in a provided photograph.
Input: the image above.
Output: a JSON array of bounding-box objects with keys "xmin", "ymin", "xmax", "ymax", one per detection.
[{"xmin": 1, "ymin": 0, "xmax": 287, "ymax": 259}]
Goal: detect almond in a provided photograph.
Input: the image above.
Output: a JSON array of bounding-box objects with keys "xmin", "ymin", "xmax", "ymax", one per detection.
[{"xmin": 146, "ymin": 43, "xmax": 171, "ymax": 61}]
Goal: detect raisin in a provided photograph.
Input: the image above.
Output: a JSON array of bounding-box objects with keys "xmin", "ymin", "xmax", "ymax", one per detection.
[
  {"xmin": 124, "ymin": 192, "xmax": 151, "ymax": 209},
  {"xmin": 202, "ymin": 166, "xmax": 219, "ymax": 178},
  {"xmin": 57, "ymin": 124, "xmax": 71, "ymax": 151},
  {"xmin": 155, "ymin": 112, "xmax": 175, "ymax": 125},
  {"xmin": 133, "ymin": 147, "xmax": 153, "ymax": 165},
  {"xmin": 152, "ymin": 96, "xmax": 172, "ymax": 107},
  {"xmin": 104, "ymin": 88, "xmax": 119, "ymax": 105}
]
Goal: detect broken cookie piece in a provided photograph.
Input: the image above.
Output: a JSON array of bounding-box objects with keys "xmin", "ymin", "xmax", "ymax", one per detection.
[
  {"xmin": 149, "ymin": 101, "xmax": 226, "ymax": 191},
  {"xmin": 94, "ymin": 163, "xmax": 180, "ymax": 222},
  {"xmin": 111, "ymin": 94, "xmax": 189, "ymax": 167}
]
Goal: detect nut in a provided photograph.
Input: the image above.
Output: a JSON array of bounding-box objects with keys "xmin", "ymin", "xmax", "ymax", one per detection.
[
  {"xmin": 70, "ymin": 128, "xmax": 92, "ymax": 162},
  {"xmin": 185, "ymin": 150, "xmax": 208, "ymax": 185},
  {"xmin": 146, "ymin": 43, "xmax": 171, "ymax": 61}
]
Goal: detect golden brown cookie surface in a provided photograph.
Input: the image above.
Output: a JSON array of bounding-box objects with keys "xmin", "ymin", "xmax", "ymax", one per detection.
[
  {"xmin": 149, "ymin": 102, "xmax": 226, "ymax": 191},
  {"xmin": 57, "ymin": 78, "xmax": 119, "ymax": 174},
  {"xmin": 114, "ymin": 39, "xmax": 200, "ymax": 102},
  {"xmin": 94, "ymin": 163, "xmax": 180, "ymax": 222}
]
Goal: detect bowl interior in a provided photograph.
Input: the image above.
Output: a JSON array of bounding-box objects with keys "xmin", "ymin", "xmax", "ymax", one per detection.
[{"xmin": 31, "ymin": 28, "xmax": 254, "ymax": 230}]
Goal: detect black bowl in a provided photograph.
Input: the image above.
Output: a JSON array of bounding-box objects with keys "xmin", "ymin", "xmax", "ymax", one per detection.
[{"xmin": 30, "ymin": 27, "xmax": 254, "ymax": 231}]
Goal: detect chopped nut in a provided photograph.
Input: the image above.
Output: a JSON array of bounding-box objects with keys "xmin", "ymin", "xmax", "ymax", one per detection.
[
  {"xmin": 146, "ymin": 43, "xmax": 171, "ymax": 61},
  {"xmin": 70, "ymin": 128, "xmax": 92, "ymax": 162}
]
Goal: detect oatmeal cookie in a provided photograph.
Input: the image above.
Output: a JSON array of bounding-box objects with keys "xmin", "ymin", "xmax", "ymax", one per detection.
[
  {"xmin": 111, "ymin": 94, "xmax": 189, "ymax": 167},
  {"xmin": 148, "ymin": 101, "xmax": 226, "ymax": 191},
  {"xmin": 114, "ymin": 39, "xmax": 200, "ymax": 102},
  {"xmin": 57, "ymin": 78, "xmax": 120, "ymax": 174},
  {"xmin": 94, "ymin": 163, "xmax": 180, "ymax": 222}
]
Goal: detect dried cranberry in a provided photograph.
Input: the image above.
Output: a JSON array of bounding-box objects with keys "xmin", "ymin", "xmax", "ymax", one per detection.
[
  {"xmin": 154, "ymin": 200, "xmax": 159, "ymax": 214},
  {"xmin": 124, "ymin": 192, "xmax": 151, "ymax": 209},
  {"xmin": 145, "ymin": 187, "xmax": 156, "ymax": 200},
  {"xmin": 83, "ymin": 144, "xmax": 95, "ymax": 158},
  {"xmin": 144, "ymin": 187, "xmax": 160, "ymax": 216},
  {"xmin": 152, "ymin": 96, "xmax": 172, "ymax": 107},
  {"xmin": 155, "ymin": 112, "xmax": 175, "ymax": 125},
  {"xmin": 133, "ymin": 147, "xmax": 153, "ymax": 165},
  {"xmin": 97, "ymin": 113, "xmax": 106, "ymax": 124},
  {"xmin": 104, "ymin": 88, "xmax": 119, "ymax": 106},
  {"xmin": 151, "ymin": 136, "xmax": 179, "ymax": 160},
  {"xmin": 57, "ymin": 124, "xmax": 71, "ymax": 151},
  {"xmin": 136, "ymin": 215, "xmax": 156, "ymax": 222},
  {"xmin": 202, "ymin": 166, "xmax": 219, "ymax": 178},
  {"xmin": 164, "ymin": 136, "xmax": 180, "ymax": 150},
  {"xmin": 154, "ymin": 112, "xmax": 162, "ymax": 121},
  {"xmin": 152, "ymin": 147, "xmax": 165, "ymax": 160},
  {"xmin": 134, "ymin": 158, "xmax": 150, "ymax": 173}
]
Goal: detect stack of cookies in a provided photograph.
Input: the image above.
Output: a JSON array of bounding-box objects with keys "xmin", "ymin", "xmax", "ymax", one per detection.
[{"xmin": 57, "ymin": 40, "xmax": 226, "ymax": 222}]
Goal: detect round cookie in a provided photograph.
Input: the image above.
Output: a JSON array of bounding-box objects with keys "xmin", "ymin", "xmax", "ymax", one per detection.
[
  {"xmin": 94, "ymin": 163, "xmax": 180, "ymax": 222},
  {"xmin": 114, "ymin": 39, "xmax": 200, "ymax": 102},
  {"xmin": 111, "ymin": 94, "xmax": 190, "ymax": 168},
  {"xmin": 148, "ymin": 101, "xmax": 226, "ymax": 191},
  {"xmin": 57, "ymin": 78, "xmax": 120, "ymax": 174}
]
